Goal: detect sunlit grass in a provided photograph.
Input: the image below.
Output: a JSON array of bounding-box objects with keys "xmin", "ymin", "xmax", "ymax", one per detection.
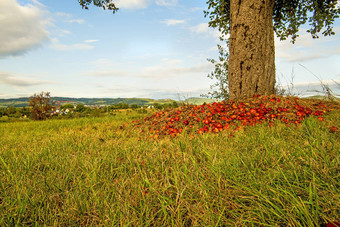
[{"xmin": 0, "ymin": 109, "xmax": 339, "ymax": 226}]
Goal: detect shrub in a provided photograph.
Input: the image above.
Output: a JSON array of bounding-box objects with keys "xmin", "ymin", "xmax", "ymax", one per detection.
[{"xmin": 28, "ymin": 92, "xmax": 55, "ymax": 120}]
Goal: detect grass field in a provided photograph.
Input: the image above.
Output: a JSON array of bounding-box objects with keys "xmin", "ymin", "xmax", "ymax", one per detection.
[{"xmin": 0, "ymin": 108, "xmax": 339, "ymax": 226}]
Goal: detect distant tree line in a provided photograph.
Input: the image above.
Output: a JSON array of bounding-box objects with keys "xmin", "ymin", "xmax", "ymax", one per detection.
[
  {"xmin": 0, "ymin": 97, "xmax": 177, "ymax": 107},
  {"xmin": 0, "ymin": 94, "xmax": 180, "ymax": 121},
  {"xmin": 153, "ymin": 101, "xmax": 179, "ymax": 110},
  {"xmin": 0, "ymin": 106, "xmax": 31, "ymax": 119}
]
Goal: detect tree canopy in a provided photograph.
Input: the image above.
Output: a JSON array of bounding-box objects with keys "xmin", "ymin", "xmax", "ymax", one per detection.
[
  {"xmin": 28, "ymin": 92, "xmax": 55, "ymax": 120},
  {"xmin": 78, "ymin": 0, "xmax": 340, "ymax": 41},
  {"xmin": 78, "ymin": 0, "xmax": 118, "ymax": 13},
  {"xmin": 205, "ymin": 0, "xmax": 340, "ymax": 43}
]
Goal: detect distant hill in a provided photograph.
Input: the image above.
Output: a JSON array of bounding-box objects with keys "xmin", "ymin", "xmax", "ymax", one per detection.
[
  {"xmin": 0, "ymin": 96, "xmax": 219, "ymax": 108},
  {"xmin": 0, "ymin": 97, "xmax": 179, "ymax": 108},
  {"xmin": 0, "ymin": 97, "xmax": 29, "ymax": 108},
  {"xmin": 4, "ymin": 95, "xmax": 338, "ymax": 108}
]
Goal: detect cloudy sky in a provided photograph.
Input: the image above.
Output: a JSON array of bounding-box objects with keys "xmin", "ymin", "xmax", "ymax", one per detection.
[{"xmin": 0, "ymin": 0, "xmax": 339, "ymax": 99}]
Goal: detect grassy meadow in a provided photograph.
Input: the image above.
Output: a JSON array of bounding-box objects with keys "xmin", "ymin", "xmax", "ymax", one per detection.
[{"xmin": 0, "ymin": 108, "xmax": 339, "ymax": 226}]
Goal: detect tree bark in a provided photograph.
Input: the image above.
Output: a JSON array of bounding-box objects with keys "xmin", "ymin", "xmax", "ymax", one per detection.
[{"xmin": 228, "ymin": 0, "xmax": 276, "ymax": 100}]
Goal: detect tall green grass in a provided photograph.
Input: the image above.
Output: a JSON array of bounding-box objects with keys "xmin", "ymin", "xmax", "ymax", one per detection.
[{"xmin": 0, "ymin": 110, "xmax": 339, "ymax": 226}]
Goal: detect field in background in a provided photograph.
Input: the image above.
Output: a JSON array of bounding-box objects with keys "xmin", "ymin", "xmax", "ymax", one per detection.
[{"xmin": 0, "ymin": 108, "xmax": 339, "ymax": 226}]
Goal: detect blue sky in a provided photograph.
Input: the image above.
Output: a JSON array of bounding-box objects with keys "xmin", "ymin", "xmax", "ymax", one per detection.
[{"xmin": 0, "ymin": 0, "xmax": 339, "ymax": 99}]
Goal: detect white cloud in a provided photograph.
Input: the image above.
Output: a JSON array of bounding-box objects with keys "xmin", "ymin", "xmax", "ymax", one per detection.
[
  {"xmin": 190, "ymin": 23, "xmax": 209, "ymax": 33},
  {"xmin": 190, "ymin": 23, "xmax": 221, "ymax": 39},
  {"xmin": 115, "ymin": 0, "xmax": 150, "ymax": 9},
  {"xmin": 156, "ymin": 0, "xmax": 178, "ymax": 6},
  {"xmin": 91, "ymin": 58, "xmax": 115, "ymax": 67},
  {"xmin": 67, "ymin": 19, "xmax": 85, "ymax": 24},
  {"xmin": 275, "ymin": 27, "xmax": 340, "ymax": 62},
  {"xmin": 0, "ymin": 72, "xmax": 48, "ymax": 87},
  {"xmin": 84, "ymin": 40, "xmax": 99, "ymax": 43},
  {"xmin": 83, "ymin": 58, "xmax": 130, "ymax": 77},
  {"xmin": 83, "ymin": 58, "xmax": 213, "ymax": 79},
  {"xmin": 94, "ymin": 85, "xmax": 210, "ymax": 100},
  {"xmin": 55, "ymin": 12, "xmax": 72, "ymax": 17},
  {"xmin": 292, "ymin": 79, "xmax": 340, "ymax": 87},
  {"xmin": 276, "ymin": 51, "xmax": 325, "ymax": 62},
  {"xmin": 54, "ymin": 11, "xmax": 85, "ymax": 25},
  {"xmin": 50, "ymin": 38, "xmax": 95, "ymax": 51},
  {"xmin": 111, "ymin": 0, "xmax": 179, "ymax": 9},
  {"xmin": 61, "ymin": 30, "xmax": 72, "ymax": 36},
  {"xmin": 0, "ymin": 0, "xmax": 49, "ymax": 57},
  {"xmin": 190, "ymin": 7, "xmax": 203, "ymax": 12},
  {"xmin": 138, "ymin": 58, "xmax": 213, "ymax": 78},
  {"xmin": 162, "ymin": 19, "xmax": 186, "ymax": 26},
  {"xmin": 83, "ymin": 70, "xmax": 130, "ymax": 77}
]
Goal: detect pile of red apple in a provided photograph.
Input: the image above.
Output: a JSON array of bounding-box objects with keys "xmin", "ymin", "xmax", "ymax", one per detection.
[{"xmin": 133, "ymin": 95, "xmax": 339, "ymax": 138}]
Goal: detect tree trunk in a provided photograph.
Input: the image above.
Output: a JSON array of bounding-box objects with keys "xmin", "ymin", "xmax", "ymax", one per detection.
[{"xmin": 228, "ymin": 0, "xmax": 276, "ymax": 100}]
